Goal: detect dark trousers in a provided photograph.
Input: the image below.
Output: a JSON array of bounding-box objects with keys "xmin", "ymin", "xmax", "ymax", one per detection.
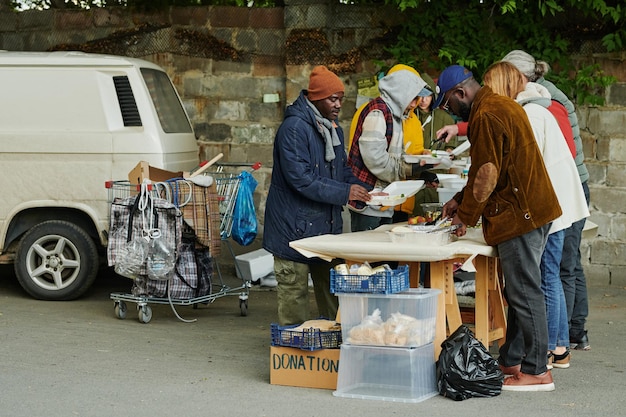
[
  {"xmin": 498, "ymin": 224, "xmax": 551, "ymax": 375},
  {"xmin": 560, "ymin": 181, "xmax": 590, "ymax": 338}
]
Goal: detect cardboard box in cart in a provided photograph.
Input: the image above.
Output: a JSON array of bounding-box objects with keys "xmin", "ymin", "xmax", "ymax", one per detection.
[
  {"xmin": 128, "ymin": 161, "xmax": 184, "ymax": 184},
  {"xmin": 270, "ymin": 346, "xmax": 340, "ymax": 390}
]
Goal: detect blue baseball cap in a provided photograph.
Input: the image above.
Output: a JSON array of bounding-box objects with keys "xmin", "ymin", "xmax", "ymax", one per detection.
[{"xmin": 433, "ymin": 65, "xmax": 473, "ymax": 109}]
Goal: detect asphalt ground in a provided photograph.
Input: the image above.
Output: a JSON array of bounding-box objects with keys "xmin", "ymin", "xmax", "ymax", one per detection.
[{"xmin": 1, "ymin": 258, "xmax": 625, "ymax": 417}]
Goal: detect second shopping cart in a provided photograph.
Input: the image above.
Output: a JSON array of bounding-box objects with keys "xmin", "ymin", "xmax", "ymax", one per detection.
[{"xmin": 106, "ymin": 161, "xmax": 261, "ymax": 323}]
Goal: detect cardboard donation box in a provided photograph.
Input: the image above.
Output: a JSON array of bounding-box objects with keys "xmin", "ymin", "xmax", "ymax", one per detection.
[
  {"xmin": 270, "ymin": 346, "xmax": 340, "ymax": 390},
  {"xmin": 128, "ymin": 161, "xmax": 184, "ymax": 184}
]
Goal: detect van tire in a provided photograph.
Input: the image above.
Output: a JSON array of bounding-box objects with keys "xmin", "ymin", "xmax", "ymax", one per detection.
[{"xmin": 14, "ymin": 220, "xmax": 99, "ymax": 301}]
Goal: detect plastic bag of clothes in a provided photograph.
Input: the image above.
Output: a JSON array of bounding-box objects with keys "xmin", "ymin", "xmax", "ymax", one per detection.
[
  {"xmin": 232, "ymin": 171, "xmax": 258, "ymax": 246},
  {"xmin": 437, "ymin": 325, "xmax": 504, "ymax": 400}
]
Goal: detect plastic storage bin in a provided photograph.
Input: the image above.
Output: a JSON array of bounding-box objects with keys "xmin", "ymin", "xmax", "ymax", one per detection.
[
  {"xmin": 337, "ymin": 288, "xmax": 440, "ymax": 348},
  {"xmin": 235, "ymin": 248, "xmax": 274, "ymax": 281},
  {"xmin": 330, "ymin": 264, "xmax": 409, "ymax": 294},
  {"xmin": 333, "ymin": 343, "xmax": 438, "ymax": 403}
]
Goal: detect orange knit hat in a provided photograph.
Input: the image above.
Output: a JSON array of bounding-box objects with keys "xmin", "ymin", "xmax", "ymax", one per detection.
[{"xmin": 307, "ymin": 65, "xmax": 344, "ymax": 101}]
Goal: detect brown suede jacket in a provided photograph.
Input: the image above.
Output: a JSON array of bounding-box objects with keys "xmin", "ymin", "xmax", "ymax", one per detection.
[{"xmin": 454, "ymin": 86, "xmax": 562, "ymax": 246}]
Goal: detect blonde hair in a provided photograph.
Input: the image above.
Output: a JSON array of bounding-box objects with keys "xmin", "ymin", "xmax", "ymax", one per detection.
[{"xmin": 483, "ymin": 61, "xmax": 526, "ymax": 99}]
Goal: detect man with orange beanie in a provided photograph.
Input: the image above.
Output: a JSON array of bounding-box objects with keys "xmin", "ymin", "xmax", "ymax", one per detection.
[{"xmin": 264, "ymin": 65, "xmax": 371, "ymax": 325}]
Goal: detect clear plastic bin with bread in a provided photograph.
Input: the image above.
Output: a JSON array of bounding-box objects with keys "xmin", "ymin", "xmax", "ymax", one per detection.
[{"xmin": 337, "ymin": 288, "xmax": 440, "ymax": 348}]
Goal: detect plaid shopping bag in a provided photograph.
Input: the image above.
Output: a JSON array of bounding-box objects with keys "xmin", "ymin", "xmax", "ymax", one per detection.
[{"xmin": 107, "ymin": 193, "xmax": 183, "ymax": 277}]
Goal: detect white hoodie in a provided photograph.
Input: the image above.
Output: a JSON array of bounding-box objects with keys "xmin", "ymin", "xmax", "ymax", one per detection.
[
  {"xmin": 354, "ymin": 69, "xmax": 427, "ymax": 217},
  {"xmin": 517, "ymin": 82, "xmax": 589, "ymax": 233}
]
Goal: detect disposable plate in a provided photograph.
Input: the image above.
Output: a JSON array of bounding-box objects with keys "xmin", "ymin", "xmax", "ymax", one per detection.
[
  {"xmin": 403, "ymin": 154, "xmax": 443, "ymax": 164},
  {"xmin": 366, "ymin": 180, "xmax": 424, "ymax": 206}
]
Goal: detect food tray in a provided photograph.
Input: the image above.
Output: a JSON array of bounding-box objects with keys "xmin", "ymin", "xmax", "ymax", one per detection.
[
  {"xmin": 388, "ymin": 225, "xmax": 456, "ymax": 245},
  {"xmin": 403, "ymin": 154, "xmax": 443, "ymax": 164},
  {"xmin": 367, "ymin": 180, "xmax": 424, "ymax": 206},
  {"xmin": 367, "ymin": 195, "xmax": 407, "ymax": 206},
  {"xmin": 330, "ymin": 265, "xmax": 409, "ymax": 294},
  {"xmin": 270, "ymin": 322, "xmax": 342, "ymax": 351}
]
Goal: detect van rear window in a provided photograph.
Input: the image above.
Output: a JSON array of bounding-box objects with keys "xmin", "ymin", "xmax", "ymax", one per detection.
[
  {"xmin": 141, "ymin": 68, "xmax": 193, "ymax": 134},
  {"xmin": 113, "ymin": 76, "xmax": 142, "ymax": 127}
]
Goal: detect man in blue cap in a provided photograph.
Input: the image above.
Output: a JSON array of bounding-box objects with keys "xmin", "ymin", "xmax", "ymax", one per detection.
[{"xmin": 438, "ymin": 65, "xmax": 562, "ymax": 391}]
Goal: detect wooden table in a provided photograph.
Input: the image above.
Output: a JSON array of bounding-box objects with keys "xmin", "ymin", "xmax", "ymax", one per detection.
[{"xmin": 290, "ymin": 225, "xmax": 507, "ymax": 357}]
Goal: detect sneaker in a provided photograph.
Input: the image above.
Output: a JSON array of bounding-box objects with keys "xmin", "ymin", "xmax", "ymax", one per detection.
[
  {"xmin": 548, "ymin": 350, "xmax": 570, "ymax": 369},
  {"xmin": 502, "ymin": 370, "xmax": 555, "ymax": 392},
  {"xmin": 571, "ymin": 330, "xmax": 590, "ymax": 350},
  {"xmin": 499, "ymin": 363, "xmax": 521, "ymax": 377},
  {"xmin": 552, "ymin": 350, "xmax": 571, "ymax": 369}
]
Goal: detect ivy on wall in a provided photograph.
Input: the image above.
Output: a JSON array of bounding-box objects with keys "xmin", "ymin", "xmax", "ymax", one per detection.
[{"xmin": 382, "ymin": 0, "xmax": 623, "ymax": 105}]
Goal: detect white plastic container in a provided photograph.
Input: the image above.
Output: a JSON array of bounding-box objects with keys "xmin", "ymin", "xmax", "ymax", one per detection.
[
  {"xmin": 388, "ymin": 225, "xmax": 455, "ymax": 246},
  {"xmin": 333, "ymin": 343, "xmax": 438, "ymax": 403},
  {"xmin": 437, "ymin": 187, "xmax": 461, "ymax": 204},
  {"xmin": 235, "ymin": 248, "xmax": 275, "ymax": 281},
  {"xmin": 441, "ymin": 177, "xmax": 467, "ymax": 189}
]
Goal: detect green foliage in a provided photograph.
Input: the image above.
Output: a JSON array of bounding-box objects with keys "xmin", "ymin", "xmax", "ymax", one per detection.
[
  {"xmin": 550, "ymin": 64, "xmax": 616, "ymax": 106},
  {"xmin": 382, "ymin": 0, "xmax": 624, "ymax": 105},
  {"xmin": 11, "ymin": 0, "xmax": 275, "ymax": 9}
]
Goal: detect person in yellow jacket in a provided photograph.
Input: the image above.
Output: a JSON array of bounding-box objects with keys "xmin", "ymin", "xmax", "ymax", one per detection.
[
  {"xmin": 348, "ymin": 64, "xmax": 427, "ymax": 220},
  {"xmin": 349, "ymin": 64, "xmax": 426, "ymax": 154}
]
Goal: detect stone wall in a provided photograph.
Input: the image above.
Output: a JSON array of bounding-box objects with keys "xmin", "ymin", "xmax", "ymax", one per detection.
[{"xmin": 0, "ymin": 4, "xmax": 625, "ymax": 285}]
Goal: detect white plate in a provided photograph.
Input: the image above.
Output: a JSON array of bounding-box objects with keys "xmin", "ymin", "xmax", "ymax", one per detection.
[
  {"xmin": 450, "ymin": 140, "xmax": 471, "ymax": 156},
  {"xmin": 382, "ymin": 180, "xmax": 424, "ymax": 197},
  {"xmin": 366, "ymin": 180, "xmax": 424, "ymax": 206},
  {"xmin": 435, "ymin": 173, "xmax": 460, "ymax": 182},
  {"xmin": 403, "ymin": 154, "xmax": 444, "ymax": 164},
  {"xmin": 367, "ymin": 195, "xmax": 407, "ymax": 206}
]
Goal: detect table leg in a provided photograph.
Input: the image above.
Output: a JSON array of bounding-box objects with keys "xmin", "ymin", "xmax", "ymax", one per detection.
[
  {"xmin": 408, "ymin": 262, "xmax": 421, "ymax": 288},
  {"xmin": 474, "ymin": 255, "xmax": 506, "ymax": 349},
  {"xmin": 429, "ymin": 260, "xmax": 462, "ymax": 357}
]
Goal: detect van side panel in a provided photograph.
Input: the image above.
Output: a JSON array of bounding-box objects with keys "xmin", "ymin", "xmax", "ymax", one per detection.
[{"xmin": 0, "ymin": 57, "xmax": 198, "ymax": 254}]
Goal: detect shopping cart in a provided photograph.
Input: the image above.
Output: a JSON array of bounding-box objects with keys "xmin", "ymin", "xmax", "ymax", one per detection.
[{"xmin": 105, "ymin": 161, "xmax": 261, "ymax": 323}]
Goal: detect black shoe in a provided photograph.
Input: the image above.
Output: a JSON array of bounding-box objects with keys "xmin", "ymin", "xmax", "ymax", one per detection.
[{"xmin": 570, "ymin": 330, "xmax": 590, "ymax": 350}]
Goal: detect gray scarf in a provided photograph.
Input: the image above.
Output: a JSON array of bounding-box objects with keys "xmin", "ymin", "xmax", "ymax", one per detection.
[{"xmin": 307, "ymin": 100, "xmax": 340, "ymax": 162}]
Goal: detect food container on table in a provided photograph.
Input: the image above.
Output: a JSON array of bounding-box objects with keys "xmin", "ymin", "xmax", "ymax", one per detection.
[
  {"xmin": 388, "ymin": 224, "xmax": 457, "ymax": 245},
  {"xmin": 419, "ymin": 202, "xmax": 443, "ymax": 222}
]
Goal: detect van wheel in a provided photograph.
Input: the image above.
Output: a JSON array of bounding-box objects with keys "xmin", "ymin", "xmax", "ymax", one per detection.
[{"xmin": 14, "ymin": 220, "xmax": 99, "ymax": 301}]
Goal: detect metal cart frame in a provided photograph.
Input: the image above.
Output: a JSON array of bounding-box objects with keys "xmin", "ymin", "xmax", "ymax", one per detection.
[{"xmin": 106, "ymin": 162, "xmax": 261, "ymax": 323}]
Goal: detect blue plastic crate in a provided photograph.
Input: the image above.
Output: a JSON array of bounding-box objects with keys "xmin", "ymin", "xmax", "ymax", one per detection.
[
  {"xmin": 330, "ymin": 264, "xmax": 409, "ymax": 294},
  {"xmin": 270, "ymin": 322, "xmax": 342, "ymax": 351}
]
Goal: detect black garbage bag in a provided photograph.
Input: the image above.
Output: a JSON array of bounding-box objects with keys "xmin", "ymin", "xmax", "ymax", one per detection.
[{"xmin": 436, "ymin": 324, "xmax": 504, "ymax": 401}]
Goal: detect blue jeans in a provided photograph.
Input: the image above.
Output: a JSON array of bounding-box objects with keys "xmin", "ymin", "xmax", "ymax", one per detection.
[
  {"xmin": 541, "ymin": 230, "xmax": 569, "ymax": 350},
  {"xmin": 498, "ymin": 224, "xmax": 551, "ymax": 375},
  {"xmin": 560, "ymin": 181, "xmax": 590, "ymax": 338}
]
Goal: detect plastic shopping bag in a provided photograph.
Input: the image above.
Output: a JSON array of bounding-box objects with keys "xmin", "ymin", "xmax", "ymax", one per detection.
[
  {"xmin": 437, "ymin": 324, "xmax": 504, "ymax": 400},
  {"xmin": 232, "ymin": 171, "xmax": 258, "ymax": 246}
]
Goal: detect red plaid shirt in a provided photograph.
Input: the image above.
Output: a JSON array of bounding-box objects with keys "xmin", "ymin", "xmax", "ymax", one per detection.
[{"xmin": 347, "ymin": 97, "xmax": 393, "ymax": 209}]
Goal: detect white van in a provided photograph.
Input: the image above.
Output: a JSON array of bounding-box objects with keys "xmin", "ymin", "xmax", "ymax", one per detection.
[{"xmin": 0, "ymin": 51, "xmax": 199, "ymax": 300}]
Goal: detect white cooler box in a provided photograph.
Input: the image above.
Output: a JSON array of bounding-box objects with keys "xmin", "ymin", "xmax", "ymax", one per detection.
[{"xmin": 235, "ymin": 248, "xmax": 275, "ymax": 281}]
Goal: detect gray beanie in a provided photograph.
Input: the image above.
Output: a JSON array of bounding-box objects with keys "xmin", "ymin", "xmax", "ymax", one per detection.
[{"xmin": 502, "ymin": 50, "xmax": 536, "ymax": 79}]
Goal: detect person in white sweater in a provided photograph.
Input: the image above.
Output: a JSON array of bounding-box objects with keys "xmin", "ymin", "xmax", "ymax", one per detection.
[{"xmin": 483, "ymin": 61, "xmax": 589, "ymax": 370}]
